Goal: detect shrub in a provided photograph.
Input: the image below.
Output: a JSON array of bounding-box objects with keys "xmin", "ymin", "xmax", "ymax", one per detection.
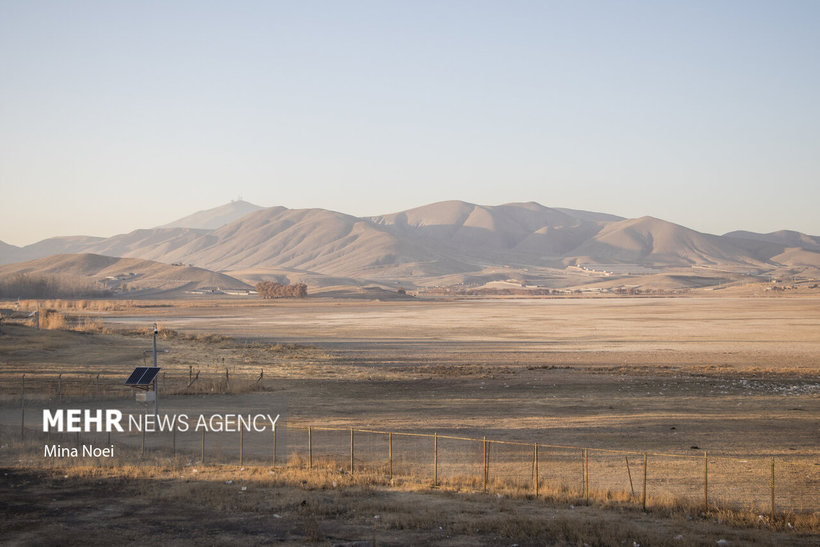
[{"xmin": 255, "ymin": 281, "xmax": 308, "ymax": 299}]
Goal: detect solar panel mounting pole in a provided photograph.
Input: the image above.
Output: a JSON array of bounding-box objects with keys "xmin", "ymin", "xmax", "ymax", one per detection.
[{"xmin": 152, "ymin": 322, "xmax": 159, "ymax": 416}]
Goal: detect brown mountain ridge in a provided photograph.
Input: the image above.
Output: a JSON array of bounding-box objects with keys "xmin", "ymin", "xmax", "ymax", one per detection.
[{"xmin": 1, "ymin": 201, "xmax": 818, "ymax": 290}]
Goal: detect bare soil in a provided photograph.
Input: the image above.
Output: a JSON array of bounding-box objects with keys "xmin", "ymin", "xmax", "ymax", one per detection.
[
  {"xmin": 1, "ymin": 296, "xmax": 818, "ymax": 545},
  {"xmin": 2, "ymin": 465, "xmax": 817, "ymax": 546}
]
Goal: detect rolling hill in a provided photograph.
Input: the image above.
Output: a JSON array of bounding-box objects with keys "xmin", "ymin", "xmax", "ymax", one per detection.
[
  {"xmin": 724, "ymin": 230, "xmax": 820, "ymax": 253},
  {"xmin": 567, "ymin": 216, "xmax": 770, "ymax": 267},
  {"xmin": 370, "ymin": 201, "xmax": 607, "ymax": 264},
  {"xmin": 153, "ymin": 206, "xmax": 457, "ymax": 277},
  {"xmin": 1, "ymin": 200, "xmax": 818, "ymax": 290},
  {"xmin": 0, "ymin": 254, "xmax": 251, "ymax": 297}
]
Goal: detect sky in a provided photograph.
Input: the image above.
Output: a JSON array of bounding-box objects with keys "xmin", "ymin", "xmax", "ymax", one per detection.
[{"xmin": 1, "ymin": 0, "xmax": 819, "ymax": 246}]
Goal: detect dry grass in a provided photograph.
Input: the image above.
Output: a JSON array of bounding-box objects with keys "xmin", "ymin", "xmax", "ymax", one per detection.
[
  {"xmin": 4, "ymin": 423, "xmax": 818, "ymax": 538},
  {"xmin": 0, "ymin": 322, "xmax": 324, "ymax": 402},
  {"xmin": 2, "ymin": 296, "xmax": 819, "ymax": 544},
  {"xmin": 2, "ymin": 431, "xmax": 818, "ymax": 546},
  {"xmin": 15, "ymin": 298, "xmax": 141, "ymax": 312}
]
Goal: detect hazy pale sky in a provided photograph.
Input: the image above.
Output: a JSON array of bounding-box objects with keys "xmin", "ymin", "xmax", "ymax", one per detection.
[{"xmin": 1, "ymin": 0, "xmax": 818, "ymax": 246}]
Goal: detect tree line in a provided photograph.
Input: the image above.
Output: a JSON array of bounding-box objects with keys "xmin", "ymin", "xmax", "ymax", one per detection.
[
  {"xmin": 0, "ymin": 273, "xmax": 113, "ymax": 299},
  {"xmin": 255, "ymin": 281, "xmax": 308, "ymax": 299}
]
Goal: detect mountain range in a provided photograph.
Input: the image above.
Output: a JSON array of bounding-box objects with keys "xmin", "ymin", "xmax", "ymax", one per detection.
[{"xmin": 1, "ymin": 200, "xmax": 818, "ymax": 292}]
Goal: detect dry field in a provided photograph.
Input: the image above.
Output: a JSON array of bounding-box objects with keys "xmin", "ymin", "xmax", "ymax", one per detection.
[{"xmin": 1, "ymin": 295, "xmax": 819, "ymax": 545}]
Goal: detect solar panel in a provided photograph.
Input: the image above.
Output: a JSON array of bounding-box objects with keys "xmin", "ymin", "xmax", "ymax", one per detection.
[
  {"xmin": 125, "ymin": 366, "xmax": 161, "ymax": 386},
  {"xmin": 137, "ymin": 367, "xmax": 160, "ymax": 385},
  {"xmin": 125, "ymin": 367, "xmax": 149, "ymax": 385}
]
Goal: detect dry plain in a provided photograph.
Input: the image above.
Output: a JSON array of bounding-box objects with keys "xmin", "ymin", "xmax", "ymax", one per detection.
[{"xmin": 1, "ymin": 295, "xmax": 819, "ymax": 545}]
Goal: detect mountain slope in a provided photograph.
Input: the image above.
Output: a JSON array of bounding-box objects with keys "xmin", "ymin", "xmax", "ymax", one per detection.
[
  {"xmin": 554, "ymin": 208, "xmax": 625, "ymax": 223},
  {"xmin": 370, "ymin": 201, "xmax": 607, "ymax": 264},
  {"xmin": 0, "ymin": 240, "xmax": 21, "ymax": 265},
  {"xmin": 0, "ymin": 235, "xmax": 105, "ymax": 265},
  {"xmin": 160, "ymin": 200, "xmax": 264, "ymax": 230},
  {"xmin": 0, "ymin": 253, "xmax": 250, "ymax": 294},
  {"xmin": 84, "ymin": 228, "xmax": 209, "ymax": 262},
  {"xmin": 724, "ymin": 230, "xmax": 820, "ymax": 253},
  {"xmin": 157, "ymin": 207, "xmax": 465, "ymax": 277},
  {"xmin": 2, "ymin": 201, "xmax": 818, "ymax": 285},
  {"xmin": 567, "ymin": 217, "xmax": 773, "ymax": 267}
]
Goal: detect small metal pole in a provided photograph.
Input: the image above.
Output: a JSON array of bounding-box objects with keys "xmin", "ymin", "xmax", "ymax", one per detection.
[
  {"xmin": 770, "ymin": 457, "xmax": 775, "ymax": 523},
  {"xmin": 388, "ymin": 432, "xmax": 392, "ymax": 479},
  {"xmin": 433, "ymin": 432, "xmax": 438, "ymax": 487},
  {"xmin": 308, "ymin": 427, "xmax": 312, "ymax": 469},
  {"xmin": 642, "ymin": 453, "xmax": 648, "ymax": 511},
  {"xmin": 201, "ymin": 428, "xmax": 205, "ymax": 463},
  {"xmin": 240, "ymin": 428, "xmax": 244, "ymax": 466},
  {"xmin": 350, "ymin": 428, "xmax": 354, "ymax": 475},
  {"xmin": 625, "ymin": 456, "xmax": 635, "ymax": 498},
  {"xmin": 152, "ymin": 323, "xmax": 158, "ymax": 416},
  {"xmin": 533, "ymin": 443, "xmax": 539, "ymax": 496},
  {"xmin": 703, "ymin": 451, "xmax": 708, "ymax": 510},
  {"xmin": 189, "ymin": 365, "xmax": 192, "ymax": 384},
  {"xmin": 581, "ymin": 449, "xmax": 585, "ymax": 499},
  {"xmin": 483, "ymin": 436, "xmax": 488, "ymax": 492}
]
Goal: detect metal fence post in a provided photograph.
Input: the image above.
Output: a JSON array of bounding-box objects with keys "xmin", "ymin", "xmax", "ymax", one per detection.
[
  {"xmin": 308, "ymin": 427, "xmax": 312, "ymax": 469},
  {"xmin": 703, "ymin": 451, "xmax": 708, "ymax": 510},
  {"xmin": 625, "ymin": 456, "xmax": 635, "ymax": 498},
  {"xmin": 350, "ymin": 428, "xmax": 354, "ymax": 475},
  {"xmin": 433, "ymin": 432, "xmax": 438, "ymax": 487},
  {"xmin": 580, "ymin": 449, "xmax": 585, "ymax": 499},
  {"xmin": 483, "ymin": 436, "xmax": 488, "ymax": 492},
  {"xmin": 533, "ymin": 443, "xmax": 539, "ymax": 496},
  {"xmin": 642, "ymin": 453, "xmax": 648, "ymax": 511},
  {"xmin": 770, "ymin": 457, "xmax": 775, "ymax": 522}
]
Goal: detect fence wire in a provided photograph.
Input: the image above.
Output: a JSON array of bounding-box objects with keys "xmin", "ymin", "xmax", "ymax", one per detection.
[
  {"xmin": 6, "ymin": 419, "xmax": 818, "ymax": 518},
  {"xmin": 5, "ymin": 371, "xmax": 819, "ymax": 519}
]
